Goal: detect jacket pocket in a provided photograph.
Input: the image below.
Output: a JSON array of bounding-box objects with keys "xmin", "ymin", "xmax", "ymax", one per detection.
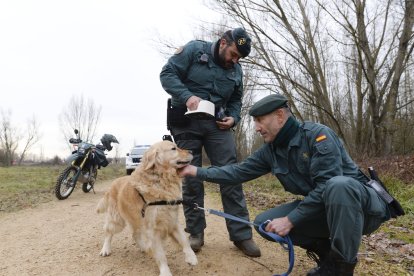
[
  {"xmin": 315, "ymin": 141, "xmax": 333, "ymax": 155},
  {"xmin": 214, "ymin": 73, "xmax": 238, "ymax": 101}
]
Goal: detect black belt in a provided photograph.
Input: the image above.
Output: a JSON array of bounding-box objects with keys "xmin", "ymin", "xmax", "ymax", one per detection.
[
  {"xmin": 172, "ymin": 132, "xmax": 203, "ymax": 154},
  {"xmin": 173, "ymin": 132, "xmax": 203, "ymax": 141}
]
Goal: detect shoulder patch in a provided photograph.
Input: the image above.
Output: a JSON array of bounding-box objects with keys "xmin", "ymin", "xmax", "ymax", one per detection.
[
  {"xmin": 174, "ymin": 46, "xmax": 184, "ymax": 55},
  {"xmin": 316, "ymin": 134, "xmax": 327, "ymax": 142}
]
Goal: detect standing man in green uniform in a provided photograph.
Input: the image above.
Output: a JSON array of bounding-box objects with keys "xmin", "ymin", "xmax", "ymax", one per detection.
[
  {"xmin": 178, "ymin": 94, "xmax": 392, "ymax": 275},
  {"xmin": 159, "ymin": 28, "xmax": 261, "ymax": 257}
]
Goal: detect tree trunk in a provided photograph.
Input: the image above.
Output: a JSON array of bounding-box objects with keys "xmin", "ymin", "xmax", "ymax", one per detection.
[{"xmin": 381, "ymin": 0, "xmax": 414, "ymax": 154}]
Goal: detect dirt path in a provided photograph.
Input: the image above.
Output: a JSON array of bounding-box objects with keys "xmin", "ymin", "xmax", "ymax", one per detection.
[{"xmin": 0, "ymin": 180, "xmax": 311, "ymax": 276}]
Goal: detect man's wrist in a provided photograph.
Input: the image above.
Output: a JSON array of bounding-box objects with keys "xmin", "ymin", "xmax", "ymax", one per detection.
[{"xmin": 195, "ymin": 167, "xmax": 207, "ymax": 180}]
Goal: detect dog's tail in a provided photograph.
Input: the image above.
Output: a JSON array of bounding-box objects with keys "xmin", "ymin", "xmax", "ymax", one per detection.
[{"xmin": 96, "ymin": 195, "xmax": 109, "ymax": 214}]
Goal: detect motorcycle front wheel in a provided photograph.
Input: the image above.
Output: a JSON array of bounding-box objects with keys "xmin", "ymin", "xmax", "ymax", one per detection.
[
  {"xmin": 55, "ymin": 166, "xmax": 78, "ymax": 200},
  {"xmin": 82, "ymin": 167, "xmax": 97, "ymax": 193}
]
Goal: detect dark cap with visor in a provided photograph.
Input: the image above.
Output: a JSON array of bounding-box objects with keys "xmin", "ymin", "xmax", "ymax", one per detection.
[
  {"xmin": 231, "ymin": 28, "xmax": 251, "ymax": 58},
  {"xmin": 249, "ymin": 94, "xmax": 289, "ymax": 117}
]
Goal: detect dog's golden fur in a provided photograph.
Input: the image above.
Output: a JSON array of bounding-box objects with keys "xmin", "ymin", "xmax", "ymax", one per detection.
[{"xmin": 96, "ymin": 140, "xmax": 197, "ymax": 276}]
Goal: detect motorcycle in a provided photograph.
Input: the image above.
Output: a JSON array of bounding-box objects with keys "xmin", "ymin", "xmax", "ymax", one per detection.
[{"xmin": 55, "ymin": 129, "xmax": 119, "ymax": 200}]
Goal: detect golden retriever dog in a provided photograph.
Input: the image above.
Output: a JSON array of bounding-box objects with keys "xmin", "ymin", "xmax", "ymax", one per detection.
[{"xmin": 96, "ymin": 140, "xmax": 197, "ymax": 276}]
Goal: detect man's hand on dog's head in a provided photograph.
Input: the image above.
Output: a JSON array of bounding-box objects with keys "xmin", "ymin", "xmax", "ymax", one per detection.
[{"xmin": 177, "ymin": 165, "xmax": 197, "ymax": 178}]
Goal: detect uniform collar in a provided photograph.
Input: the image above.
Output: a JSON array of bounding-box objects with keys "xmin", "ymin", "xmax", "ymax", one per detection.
[
  {"xmin": 211, "ymin": 39, "xmax": 223, "ymax": 67},
  {"xmin": 209, "ymin": 40, "xmax": 216, "ymax": 57},
  {"xmin": 272, "ymin": 117, "xmax": 299, "ymax": 147},
  {"xmin": 270, "ymin": 118, "xmax": 302, "ymax": 152},
  {"xmin": 211, "ymin": 39, "xmax": 236, "ymax": 69},
  {"xmin": 289, "ymin": 124, "xmax": 302, "ymax": 147}
]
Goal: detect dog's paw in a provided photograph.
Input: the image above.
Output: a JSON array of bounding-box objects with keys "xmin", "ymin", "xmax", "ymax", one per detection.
[
  {"xmin": 185, "ymin": 253, "xmax": 198, "ymax": 266},
  {"xmin": 136, "ymin": 240, "xmax": 150, "ymax": 253},
  {"xmin": 99, "ymin": 249, "xmax": 111, "ymax": 257}
]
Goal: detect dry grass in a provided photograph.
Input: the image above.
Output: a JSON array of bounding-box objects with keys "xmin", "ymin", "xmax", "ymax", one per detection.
[{"xmin": 0, "ymin": 163, "xmax": 124, "ymax": 212}]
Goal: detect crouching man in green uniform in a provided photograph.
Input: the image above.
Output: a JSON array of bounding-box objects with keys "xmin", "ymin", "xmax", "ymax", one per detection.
[{"xmin": 178, "ymin": 93, "xmax": 391, "ymax": 275}]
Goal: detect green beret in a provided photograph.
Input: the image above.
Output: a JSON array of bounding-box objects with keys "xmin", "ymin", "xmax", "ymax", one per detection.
[
  {"xmin": 249, "ymin": 94, "xmax": 288, "ymax": 117},
  {"xmin": 232, "ymin": 28, "xmax": 251, "ymax": 58}
]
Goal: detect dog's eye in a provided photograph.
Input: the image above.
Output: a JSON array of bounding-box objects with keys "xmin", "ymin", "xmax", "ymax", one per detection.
[{"xmin": 171, "ymin": 147, "xmax": 176, "ymax": 150}]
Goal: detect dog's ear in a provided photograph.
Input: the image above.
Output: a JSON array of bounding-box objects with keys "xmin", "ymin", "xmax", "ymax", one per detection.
[{"xmin": 142, "ymin": 147, "xmax": 157, "ymax": 171}]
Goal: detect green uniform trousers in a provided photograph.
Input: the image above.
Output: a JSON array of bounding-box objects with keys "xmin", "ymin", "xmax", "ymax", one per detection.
[
  {"xmin": 254, "ymin": 176, "xmax": 389, "ymax": 262},
  {"xmin": 172, "ymin": 119, "xmax": 252, "ymax": 241}
]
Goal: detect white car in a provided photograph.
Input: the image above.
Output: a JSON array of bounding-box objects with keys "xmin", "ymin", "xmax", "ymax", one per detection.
[{"xmin": 125, "ymin": 145, "xmax": 151, "ymax": 175}]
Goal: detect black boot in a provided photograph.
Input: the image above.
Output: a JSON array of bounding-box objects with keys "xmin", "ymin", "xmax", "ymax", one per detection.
[
  {"xmin": 334, "ymin": 258, "xmax": 357, "ymax": 276},
  {"xmin": 233, "ymin": 239, "xmax": 261, "ymax": 257},
  {"xmin": 189, "ymin": 232, "xmax": 204, "ymax": 252},
  {"xmin": 303, "ymin": 239, "xmax": 331, "ymax": 275},
  {"xmin": 307, "ymin": 250, "xmax": 357, "ymax": 276}
]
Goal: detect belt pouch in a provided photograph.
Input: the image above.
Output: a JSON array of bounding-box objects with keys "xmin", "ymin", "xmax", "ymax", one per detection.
[{"xmin": 167, "ymin": 98, "xmax": 191, "ymax": 128}]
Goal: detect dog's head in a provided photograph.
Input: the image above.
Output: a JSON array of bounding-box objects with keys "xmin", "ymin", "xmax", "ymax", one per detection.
[{"xmin": 141, "ymin": 140, "xmax": 193, "ymax": 171}]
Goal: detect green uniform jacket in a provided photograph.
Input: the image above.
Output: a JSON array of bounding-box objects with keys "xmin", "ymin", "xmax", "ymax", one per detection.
[
  {"xmin": 196, "ymin": 121, "xmax": 368, "ymax": 226},
  {"xmin": 160, "ymin": 40, "xmax": 244, "ymax": 126}
]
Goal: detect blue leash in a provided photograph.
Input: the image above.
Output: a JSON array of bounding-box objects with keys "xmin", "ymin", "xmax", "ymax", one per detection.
[
  {"xmin": 195, "ymin": 204, "xmax": 294, "ymax": 276},
  {"xmin": 258, "ymin": 221, "xmax": 294, "ymax": 276}
]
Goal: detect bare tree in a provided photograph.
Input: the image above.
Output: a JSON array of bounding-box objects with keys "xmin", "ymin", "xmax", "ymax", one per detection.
[
  {"xmin": 323, "ymin": 0, "xmax": 414, "ymax": 155},
  {"xmin": 209, "ymin": 0, "xmax": 349, "ymax": 143},
  {"xmin": 208, "ymin": 0, "xmax": 414, "ymax": 156},
  {"xmin": 59, "ymin": 94, "xmax": 102, "ymax": 148},
  {"xmin": 393, "ymin": 69, "xmax": 414, "ymax": 154},
  {"xmin": 234, "ymin": 72, "xmax": 257, "ymax": 160},
  {"xmin": 18, "ymin": 115, "xmax": 41, "ymax": 165},
  {"xmin": 0, "ymin": 110, "xmax": 20, "ymax": 166}
]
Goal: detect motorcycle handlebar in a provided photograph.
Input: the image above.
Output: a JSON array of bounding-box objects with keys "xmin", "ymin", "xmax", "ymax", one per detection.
[
  {"xmin": 96, "ymin": 144, "xmax": 106, "ymax": 151},
  {"xmin": 69, "ymin": 138, "xmax": 82, "ymax": 144}
]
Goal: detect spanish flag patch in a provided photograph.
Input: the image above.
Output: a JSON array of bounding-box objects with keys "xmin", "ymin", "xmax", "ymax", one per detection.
[{"xmin": 316, "ymin": 135, "xmax": 327, "ymax": 142}]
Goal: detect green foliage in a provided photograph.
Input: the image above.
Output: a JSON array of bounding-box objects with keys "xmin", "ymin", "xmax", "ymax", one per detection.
[
  {"xmin": 0, "ymin": 166, "xmax": 61, "ymax": 193},
  {"xmin": 242, "ymin": 174, "xmax": 303, "ymax": 212},
  {"xmin": 95, "ymin": 163, "xmax": 124, "ymax": 180},
  {"xmin": 382, "ymin": 175, "xmax": 414, "ymax": 211},
  {"xmin": 381, "ymin": 175, "xmax": 414, "ymax": 230},
  {"xmin": 246, "ymin": 174, "xmax": 282, "ymax": 192},
  {"xmin": 0, "ymin": 164, "xmax": 124, "ymax": 212},
  {"xmin": 381, "ymin": 221, "xmax": 414, "ymax": 244},
  {"xmin": 0, "ymin": 166, "xmax": 60, "ymax": 212}
]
